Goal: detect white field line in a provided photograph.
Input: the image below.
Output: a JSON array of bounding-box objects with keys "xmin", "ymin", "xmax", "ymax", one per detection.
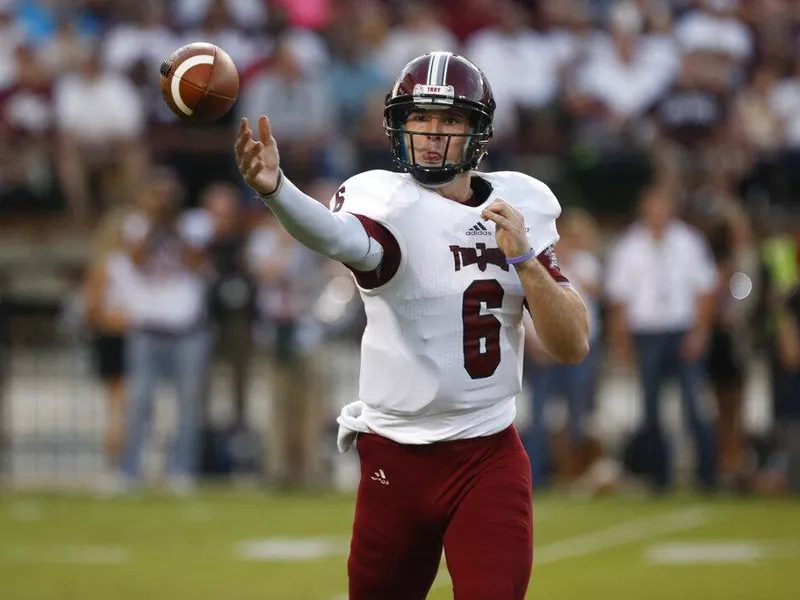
[{"xmin": 5, "ymin": 545, "xmax": 130, "ymax": 564}]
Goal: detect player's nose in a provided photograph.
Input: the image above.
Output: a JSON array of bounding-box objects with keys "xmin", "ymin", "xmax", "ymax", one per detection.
[{"xmin": 421, "ymin": 117, "xmax": 445, "ymax": 138}]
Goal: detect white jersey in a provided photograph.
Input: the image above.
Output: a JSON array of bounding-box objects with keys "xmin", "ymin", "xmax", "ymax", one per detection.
[{"xmin": 333, "ymin": 170, "xmax": 561, "ymax": 444}]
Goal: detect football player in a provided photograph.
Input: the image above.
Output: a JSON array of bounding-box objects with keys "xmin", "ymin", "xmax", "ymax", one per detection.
[{"xmin": 235, "ymin": 51, "xmax": 589, "ymax": 600}]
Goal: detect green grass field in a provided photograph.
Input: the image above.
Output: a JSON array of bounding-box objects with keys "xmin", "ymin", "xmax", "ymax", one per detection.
[{"xmin": 1, "ymin": 489, "xmax": 798, "ymax": 600}]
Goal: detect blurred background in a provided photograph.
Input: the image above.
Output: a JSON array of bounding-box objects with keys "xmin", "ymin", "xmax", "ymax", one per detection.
[{"xmin": 0, "ymin": 0, "xmax": 800, "ymax": 597}]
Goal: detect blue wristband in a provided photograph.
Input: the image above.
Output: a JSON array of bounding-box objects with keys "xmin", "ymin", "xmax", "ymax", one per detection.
[{"xmin": 506, "ymin": 247, "xmax": 536, "ymax": 265}]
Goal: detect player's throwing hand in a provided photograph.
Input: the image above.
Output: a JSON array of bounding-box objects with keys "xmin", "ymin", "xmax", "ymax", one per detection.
[
  {"xmin": 482, "ymin": 200, "xmax": 530, "ymax": 260},
  {"xmin": 235, "ymin": 116, "xmax": 281, "ymax": 196}
]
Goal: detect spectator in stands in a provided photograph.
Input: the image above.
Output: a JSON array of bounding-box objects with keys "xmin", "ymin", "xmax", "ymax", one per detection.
[
  {"xmin": 323, "ymin": 16, "xmax": 390, "ymax": 177},
  {"xmin": 118, "ymin": 167, "xmax": 212, "ymax": 494},
  {"xmin": 771, "ymin": 54, "xmax": 800, "ymax": 151},
  {"xmin": 741, "ymin": 0, "xmax": 796, "ymax": 70},
  {"xmin": 247, "ymin": 213, "xmax": 330, "ymax": 490},
  {"xmin": 202, "ymin": 182, "xmax": 257, "ymax": 431},
  {"xmin": 674, "ymin": 0, "xmax": 753, "ymax": 76},
  {"xmin": 182, "ymin": 0, "xmax": 258, "ymax": 70},
  {"xmin": 54, "ymin": 49, "xmax": 147, "ymax": 224},
  {"xmin": 276, "ymin": 0, "xmax": 334, "ymax": 31},
  {"xmin": 648, "ymin": 53, "xmax": 733, "ymax": 196},
  {"xmin": 568, "ymin": 0, "xmax": 679, "ymax": 145},
  {"xmin": 101, "ymin": 1, "xmax": 180, "ymax": 126},
  {"xmin": 16, "ymin": 0, "xmax": 103, "ymax": 46},
  {"xmin": 103, "ymin": 1, "xmax": 178, "ymax": 79},
  {"xmin": 343, "ymin": 0, "xmax": 391, "ymax": 57},
  {"xmin": 522, "ymin": 208, "xmax": 602, "ymax": 488},
  {"xmin": 0, "ymin": 43, "xmax": 55, "ymax": 208},
  {"xmin": 350, "ymin": 92, "xmax": 397, "ymax": 174},
  {"xmin": 374, "ymin": 0, "xmax": 458, "ymax": 82},
  {"xmin": 83, "ymin": 206, "xmax": 134, "ymax": 474},
  {"xmin": 691, "ymin": 172, "xmax": 761, "ymax": 490},
  {"xmin": 736, "ymin": 63, "xmax": 784, "ymax": 156},
  {"xmin": 237, "ymin": 36, "xmax": 333, "ymax": 188},
  {"xmin": 0, "ymin": 2, "xmax": 25, "ymax": 90},
  {"xmin": 257, "ymin": 0, "xmax": 329, "ymax": 75},
  {"xmin": 326, "ymin": 20, "xmax": 389, "ymax": 130},
  {"xmin": 464, "ymin": 0, "xmax": 572, "ymax": 161},
  {"xmin": 440, "ymin": 0, "xmax": 497, "ymax": 42},
  {"xmin": 38, "ymin": 17, "xmax": 91, "ymax": 76},
  {"xmin": 606, "ymin": 185, "xmax": 718, "ymax": 492},
  {"xmin": 172, "ymin": 0, "xmax": 267, "ymax": 32}
]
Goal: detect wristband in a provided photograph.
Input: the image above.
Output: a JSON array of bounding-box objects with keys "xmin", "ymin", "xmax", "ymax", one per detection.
[
  {"xmin": 506, "ymin": 247, "xmax": 536, "ymax": 265},
  {"xmin": 257, "ymin": 169, "xmax": 285, "ymax": 201}
]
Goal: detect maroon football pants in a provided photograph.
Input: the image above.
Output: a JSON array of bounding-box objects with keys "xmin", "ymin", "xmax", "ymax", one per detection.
[{"xmin": 348, "ymin": 425, "xmax": 533, "ymax": 600}]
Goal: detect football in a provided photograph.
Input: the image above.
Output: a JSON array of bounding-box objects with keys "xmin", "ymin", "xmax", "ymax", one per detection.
[{"xmin": 159, "ymin": 42, "xmax": 239, "ymax": 122}]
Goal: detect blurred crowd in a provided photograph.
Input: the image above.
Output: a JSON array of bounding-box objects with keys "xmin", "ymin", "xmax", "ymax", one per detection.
[
  {"xmin": 80, "ymin": 168, "xmax": 361, "ymax": 493},
  {"xmin": 0, "ymin": 0, "xmax": 800, "ymax": 495}
]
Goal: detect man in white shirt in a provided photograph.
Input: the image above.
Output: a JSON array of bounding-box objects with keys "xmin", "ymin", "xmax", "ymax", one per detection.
[
  {"xmin": 54, "ymin": 51, "xmax": 147, "ymax": 223},
  {"xmin": 606, "ymin": 185, "xmax": 718, "ymax": 491},
  {"xmin": 235, "ymin": 51, "xmax": 589, "ymax": 600}
]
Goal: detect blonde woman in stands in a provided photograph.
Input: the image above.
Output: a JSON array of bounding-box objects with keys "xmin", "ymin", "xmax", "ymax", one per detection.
[{"xmin": 83, "ymin": 207, "xmax": 136, "ymax": 476}]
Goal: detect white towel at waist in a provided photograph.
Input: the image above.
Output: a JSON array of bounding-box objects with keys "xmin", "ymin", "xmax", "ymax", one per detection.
[{"xmin": 336, "ymin": 400, "xmax": 371, "ymax": 453}]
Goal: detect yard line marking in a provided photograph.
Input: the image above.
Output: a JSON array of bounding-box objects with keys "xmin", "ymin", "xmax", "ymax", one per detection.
[
  {"xmin": 645, "ymin": 540, "xmax": 800, "ymax": 565},
  {"xmin": 6, "ymin": 545, "xmax": 130, "ymax": 564},
  {"xmin": 237, "ymin": 537, "xmax": 350, "ymax": 561},
  {"xmin": 430, "ymin": 507, "xmax": 709, "ymax": 589},
  {"xmin": 534, "ymin": 506, "xmax": 709, "ymax": 566}
]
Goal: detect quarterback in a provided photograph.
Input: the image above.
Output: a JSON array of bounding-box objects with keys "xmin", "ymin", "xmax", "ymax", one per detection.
[{"xmin": 236, "ymin": 52, "xmax": 589, "ymax": 600}]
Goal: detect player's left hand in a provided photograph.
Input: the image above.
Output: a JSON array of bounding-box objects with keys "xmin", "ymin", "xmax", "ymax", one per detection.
[{"xmin": 481, "ymin": 200, "xmax": 530, "ymax": 259}]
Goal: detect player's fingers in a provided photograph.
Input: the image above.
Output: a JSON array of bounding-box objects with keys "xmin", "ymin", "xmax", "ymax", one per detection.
[
  {"xmin": 245, "ymin": 159, "xmax": 265, "ymax": 183},
  {"xmin": 486, "ymin": 201, "xmax": 525, "ymax": 229},
  {"xmin": 259, "ymin": 115, "xmax": 272, "ymax": 144},
  {"xmin": 235, "ymin": 119, "xmax": 250, "ymax": 152},
  {"xmin": 485, "ymin": 200, "xmax": 514, "ymax": 217},
  {"xmin": 240, "ymin": 140, "xmax": 263, "ymax": 168},
  {"xmin": 235, "ymin": 128, "xmax": 254, "ymax": 161},
  {"xmin": 481, "ymin": 210, "xmax": 512, "ymax": 230},
  {"xmin": 236, "ymin": 139, "xmax": 256, "ymax": 169},
  {"xmin": 483, "ymin": 207, "xmax": 516, "ymax": 228}
]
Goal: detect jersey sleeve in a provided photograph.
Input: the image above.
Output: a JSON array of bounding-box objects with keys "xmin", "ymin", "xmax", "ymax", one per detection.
[
  {"xmin": 327, "ymin": 171, "xmax": 404, "ymax": 290},
  {"xmin": 537, "ymin": 244, "xmax": 570, "ymax": 285}
]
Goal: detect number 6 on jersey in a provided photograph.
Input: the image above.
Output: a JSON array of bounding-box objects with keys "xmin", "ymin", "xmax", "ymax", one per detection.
[{"xmin": 462, "ymin": 279, "xmax": 505, "ymax": 379}]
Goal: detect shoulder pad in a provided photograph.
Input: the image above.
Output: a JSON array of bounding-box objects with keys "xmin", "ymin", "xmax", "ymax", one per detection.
[{"xmin": 328, "ymin": 170, "xmax": 411, "ymax": 221}]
